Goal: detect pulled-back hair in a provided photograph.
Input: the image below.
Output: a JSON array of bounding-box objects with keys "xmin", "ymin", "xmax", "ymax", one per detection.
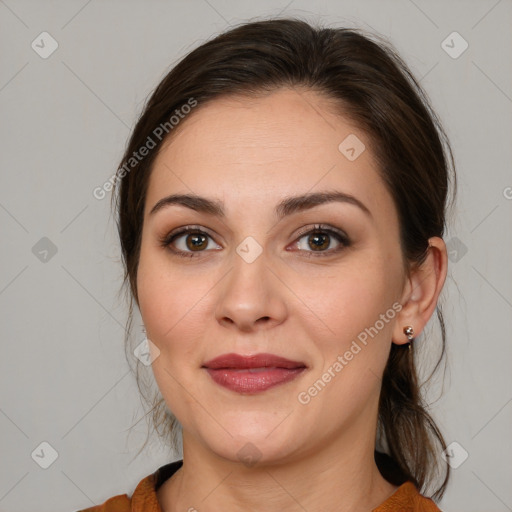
[{"xmin": 112, "ymin": 17, "xmax": 455, "ymax": 500}]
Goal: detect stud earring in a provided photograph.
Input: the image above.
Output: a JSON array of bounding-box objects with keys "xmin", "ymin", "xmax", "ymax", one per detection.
[
  {"xmin": 403, "ymin": 325, "xmax": 414, "ymax": 341},
  {"xmin": 403, "ymin": 326, "xmax": 414, "ymax": 352}
]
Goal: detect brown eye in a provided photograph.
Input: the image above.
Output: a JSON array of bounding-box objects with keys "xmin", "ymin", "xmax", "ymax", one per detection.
[
  {"xmin": 185, "ymin": 232, "xmax": 208, "ymax": 251},
  {"xmin": 293, "ymin": 225, "xmax": 350, "ymax": 257},
  {"xmin": 306, "ymin": 232, "xmax": 330, "ymax": 251},
  {"xmin": 160, "ymin": 226, "xmax": 221, "ymax": 258}
]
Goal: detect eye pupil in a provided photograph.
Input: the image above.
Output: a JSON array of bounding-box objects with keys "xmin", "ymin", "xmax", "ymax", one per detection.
[
  {"xmin": 308, "ymin": 232, "xmax": 329, "ymax": 251},
  {"xmin": 186, "ymin": 233, "xmax": 208, "ymax": 251}
]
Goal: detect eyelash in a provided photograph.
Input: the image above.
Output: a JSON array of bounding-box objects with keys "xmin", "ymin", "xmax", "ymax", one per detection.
[{"xmin": 158, "ymin": 224, "xmax": 351, "ymax": 259}]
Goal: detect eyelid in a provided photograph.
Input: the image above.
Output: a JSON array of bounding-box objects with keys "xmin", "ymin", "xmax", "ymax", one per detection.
[
  {"xmin": 159, "ymin": 225, "xmax": 221, "ymax": 250},
  {"xmin": 293, "ymin": 223, "xmax": 349, "ymax": 243},
  {"xmin": 289, "ymin": 223, "xmax": 351, "ymax": 257},
  {"xmin": 159, "ymin": 223, "xmax": 350, "ymax": 257},
  {"xmin": 163, "ymin": 224, "xmax": 216, "ymax": 241}
]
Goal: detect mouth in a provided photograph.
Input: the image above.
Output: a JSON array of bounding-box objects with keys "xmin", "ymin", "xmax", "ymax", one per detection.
[
  {"xmin": 202, "ymin": 352, "xmax": 307, "ymax": 370},
  {"xmin": 202, "ymin": 353, "xmax": 307, "ymax": 394}
]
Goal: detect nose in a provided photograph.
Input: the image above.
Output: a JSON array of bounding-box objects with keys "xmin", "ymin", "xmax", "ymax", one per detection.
[{"xmin": 214, "ymin": 248, "xmax": 288, "ymax": 333}]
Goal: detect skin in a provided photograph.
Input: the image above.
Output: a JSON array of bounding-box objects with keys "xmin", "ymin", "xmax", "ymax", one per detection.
[{"xmin": 136, "ymin": 87, "xmax": 448, "ymax": 512}]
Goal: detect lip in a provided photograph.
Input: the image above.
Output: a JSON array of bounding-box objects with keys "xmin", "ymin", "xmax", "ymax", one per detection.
[
  {"xmin": 203, "ymin": 353, "xmax": 306, "ymax": 370},
  {"xmin": 202, "ymin": 353, "xmax": 307, "ymax": 394}
]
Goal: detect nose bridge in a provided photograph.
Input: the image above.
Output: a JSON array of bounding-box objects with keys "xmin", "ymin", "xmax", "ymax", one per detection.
[{"xmin": 215, "ymin": 239, "xmax": 287, "ymax": 330}]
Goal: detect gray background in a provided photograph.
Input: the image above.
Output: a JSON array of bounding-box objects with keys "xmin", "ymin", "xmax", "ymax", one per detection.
[{"xmin": 1, "ymin": 1, "xmax": 511, "ymax": 511}]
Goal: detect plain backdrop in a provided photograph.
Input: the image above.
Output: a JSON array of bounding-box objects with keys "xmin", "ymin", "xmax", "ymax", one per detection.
[{"xmin": 1, "ymin": 1, "xmax": 511, "ymax": 511}]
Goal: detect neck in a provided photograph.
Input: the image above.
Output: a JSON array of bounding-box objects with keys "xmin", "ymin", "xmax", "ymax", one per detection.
[{"xmin": 157, "ymin": 420, "xmax": 398, "ymax": 512}]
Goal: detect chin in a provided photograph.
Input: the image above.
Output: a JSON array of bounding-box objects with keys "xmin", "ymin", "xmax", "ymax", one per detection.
[
  {"xmin": 197, "ymin": 425, "xmax": 304, "ymax": 468},
  {"xmin": 219, "ymin": 440, "xmax": 295, "ymax": 468}
]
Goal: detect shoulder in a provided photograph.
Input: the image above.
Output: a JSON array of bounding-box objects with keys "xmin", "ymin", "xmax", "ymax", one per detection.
[
  {"xmin": 74, "ymin": 460, "xmax": 183, "ymax": 512},
  {"xmin": 75, "ymin": 493, "xmax": 131, "ymax": 512},
  {"xmin": 74, "ymin": 471, "xmax": 158, "ymax": 512},
  {"xmin": 374, "ymin": 481, "xmax": 442, "ymax": 512}
]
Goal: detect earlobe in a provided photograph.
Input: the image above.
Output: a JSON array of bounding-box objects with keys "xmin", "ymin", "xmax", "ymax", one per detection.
[{"xmin": 392, "ymin": 236, "xmax": 448, "ymax": 345}]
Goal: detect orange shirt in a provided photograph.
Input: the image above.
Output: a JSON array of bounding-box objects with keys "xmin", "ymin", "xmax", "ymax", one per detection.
[{"xmin": 76, "ymin": 460, "xmax": 441, "ymax": 512}]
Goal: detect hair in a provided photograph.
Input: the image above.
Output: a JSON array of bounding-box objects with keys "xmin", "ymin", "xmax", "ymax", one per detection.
[{"xmin": 112, "ymin": 17, "xmax": 456, "ymax": 500}]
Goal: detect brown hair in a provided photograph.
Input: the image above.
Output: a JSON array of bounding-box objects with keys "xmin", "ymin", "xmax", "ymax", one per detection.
[{"xmin": 112, "ymin": 17, "xmax": 456, "ymax": 500}]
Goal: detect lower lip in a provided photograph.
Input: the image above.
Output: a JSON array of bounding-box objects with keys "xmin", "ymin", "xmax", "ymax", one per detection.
[{"xmin": 204, "ymin": 367, "xmax": 306, "ymax": 393}]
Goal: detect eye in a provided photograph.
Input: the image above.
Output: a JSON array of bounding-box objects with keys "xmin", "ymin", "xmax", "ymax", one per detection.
[
  {"xmin": 160, "ymin": 226, "xmax": 221, "ymax": 258},
  {"xmin": 159, "ymin": 223, "xmax": 350, "ymax": 259},
  {"xmin": 292, "ymin": 224, "xmax": 350, "ymax": 257}
]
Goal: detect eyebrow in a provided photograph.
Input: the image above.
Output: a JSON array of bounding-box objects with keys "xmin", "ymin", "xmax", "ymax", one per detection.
[{"xmin": 149, "ymin": 190, "xmax": 372, "ymax": 219}]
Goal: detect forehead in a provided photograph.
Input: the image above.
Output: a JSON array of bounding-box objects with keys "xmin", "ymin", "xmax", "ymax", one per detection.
[{"xmin": 146, "ymin": 88, "xmax": 390, "ymax": 218}]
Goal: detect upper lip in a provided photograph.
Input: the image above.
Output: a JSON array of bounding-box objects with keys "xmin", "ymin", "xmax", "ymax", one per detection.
[{"xmin": 202, "ymin": 353, "xmax": 307, "ymax": 370}]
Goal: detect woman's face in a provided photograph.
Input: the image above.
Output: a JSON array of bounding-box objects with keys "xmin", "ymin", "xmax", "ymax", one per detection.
[{"xmin": 137, "ymin": 88, "xmax": 408, "ymax": 464}]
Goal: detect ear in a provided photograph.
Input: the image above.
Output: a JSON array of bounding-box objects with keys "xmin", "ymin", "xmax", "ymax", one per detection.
[{"xmin": 392, "ymin": 236, "xmax": 448, "ymax": 345}]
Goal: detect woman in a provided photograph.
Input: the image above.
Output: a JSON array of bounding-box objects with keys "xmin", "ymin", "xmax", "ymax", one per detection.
[{"xmin": 79, "ymin": 17, "xmax": 456, "ymax": 512}]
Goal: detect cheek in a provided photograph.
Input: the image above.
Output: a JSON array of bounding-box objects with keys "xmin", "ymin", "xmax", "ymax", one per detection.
[
  {"xmin": 136, "ymin": 245, "xmax": 213, "ymax": 359},
  {"xmin": 291, "ymin": 255, "xmax": 401, "ymax": 406},
  {"xmin": 136, "ymin": 248, "xmax": 207, "ymax": 418},
  {"xmin": 297, "ymin": 258, "xmax": 398, "ymax": 343},
  {"xmin": 294, "ymin": 269, "xmax": 398, "ymax": 417}
]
